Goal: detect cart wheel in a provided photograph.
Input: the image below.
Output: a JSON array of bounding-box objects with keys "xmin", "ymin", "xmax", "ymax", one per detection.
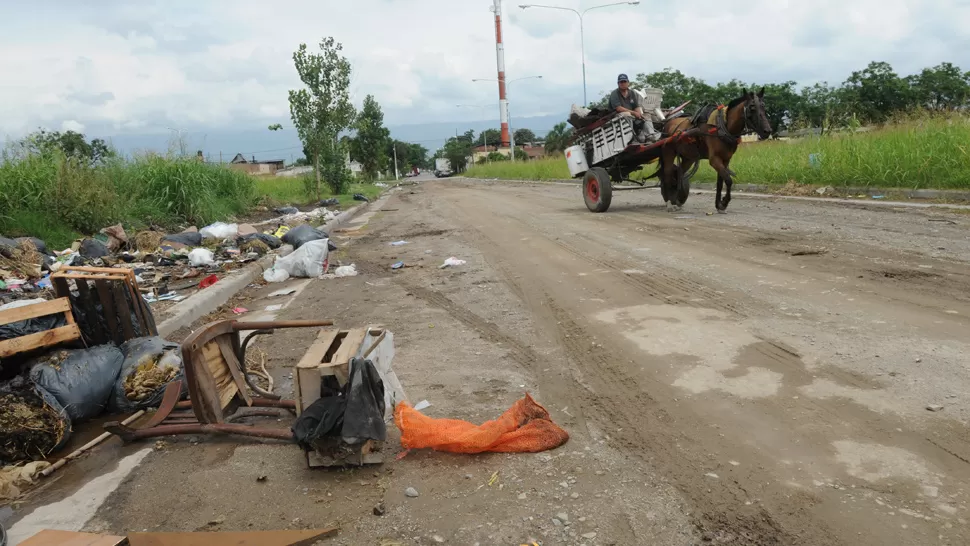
[{"xmin": 583, "ymin": 168, "xmax": 612, "ymax": 213}]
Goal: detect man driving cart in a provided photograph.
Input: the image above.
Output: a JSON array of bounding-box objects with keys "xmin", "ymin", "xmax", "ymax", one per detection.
[{"xmin": 609, "ymin": 73, "xmax": 660, "ymax": 143}]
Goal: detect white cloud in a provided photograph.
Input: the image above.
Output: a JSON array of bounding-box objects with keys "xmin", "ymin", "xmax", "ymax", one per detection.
[
  {"xmin": 0, "ymin": 0, "xmax": 967, "ymax": 141},
  {"xmin": 61, "ymin": 120, "xmax": 86, "ymax": 133}
]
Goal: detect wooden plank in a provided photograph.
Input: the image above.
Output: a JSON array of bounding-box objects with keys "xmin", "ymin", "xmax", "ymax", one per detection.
[
  {"xmin": 110, "ymin": 281, "xmax": 135, "ymax": 342},
  {"xmin": 0, "ymin": 298, "xmax": 71, "ymax": 324},
  {"xmin": 295, "ymin": 366, "xmax": 321, "ymax": 415},
  {"xmin": 16, "ymin": 529, "xmax": 125, "ymax": 546},
  {"xmin": 187, "ymin": 345, "xmax": 224, "ymax": 423},
  {"xmin": 201, "ymin": 341, "xmax": 239, "ymax": 412},
  {"xmin": 50, "ymin": 273, "xmax": 127, "ymax": 280},
  {"xmin": 94, "ymin": 279, "xmax": 119, "ymax": 345},
  {"xmin": 127, "ymin": 528, "xmax": 338, "ymax": 546},
  {"xmin": 327, "ymin": 327, "xmax": 367, "ymax": 385},
  {"xmin": 0, "ymin": 324, "xmax": 80, "ymax": 358},
  {"xmin": 51, "ymin": 276, "xmax": 71, "ymax": 299},
  {"xmin": 216, "ymin": 335, "xmax": 252, "ymax": 407},
  {"xmin": 296, "ymin": 329, "xmax": 339, "ymax": 369}
]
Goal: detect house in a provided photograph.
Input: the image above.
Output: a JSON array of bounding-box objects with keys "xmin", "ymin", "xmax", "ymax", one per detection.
[{"xmin": 227, "ymin": 153, "xmax": 285, "ymax": 175}]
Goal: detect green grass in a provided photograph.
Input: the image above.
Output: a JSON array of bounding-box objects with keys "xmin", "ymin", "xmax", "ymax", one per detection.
[
  {"xmin": 0, "ymin": 151, "xmax": 257, "ymax": 249},
  {"xmin": 256, "ymin": 176, "xmax": 385, "ymax": 208},
  {"xmin": 465, "ymin": 114, "xmax": 970, "ymax": 190}
]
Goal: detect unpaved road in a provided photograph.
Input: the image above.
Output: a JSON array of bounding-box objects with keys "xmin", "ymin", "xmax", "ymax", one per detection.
[{"xmin": 10, "ymin": 179, "xmax": 970, "ymax": 545}]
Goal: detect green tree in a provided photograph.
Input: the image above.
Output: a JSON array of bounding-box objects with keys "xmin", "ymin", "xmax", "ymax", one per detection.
[
  {"xmin": 840, "ymin": 61, "xmax": 914, "ymax": 123},
  {"xmin": 476, "ymin": 128, "xmax": 502, "ymax": 147},
  {"xmin": 637, "ymin": 68, "xmax": 715, "ymax": 108},
  {"xmin": 544, "ymin": 122, "xmax": 573, "ymax": 154},
  {"xmin": 513, "ymin": 128, "xmax": 536, "ymax": 144},
  {"xmin": 350, "ymin": 95, "xmax": 390, "ymax": 180},
  {"xmin": 268, "ymin": 123, "xmax": 283, "ymax": 131},
  {"xmin": 288, "ymin": 37, "xmax": 356, "ymax": 198},
  {"xmin": 442, "ymin": 130, "xmax": 474, "ymax": 173},
  {"xmin": 25, "ymin": 129, "xmax": 114, "ymax": 165},
  {"xmin": 909, "ymin": 62, "xmax": 970, "ymax": 111}
]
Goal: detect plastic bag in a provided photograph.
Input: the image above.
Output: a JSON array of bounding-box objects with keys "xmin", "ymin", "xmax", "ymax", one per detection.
[
  {"xmin": 0, "ymin": 299, "xmax": 67, "ymax": 342},
  {"xmin": 108, "ymin": 337, "xmax": 187, "ymax": 413},
  {"xmin": 275, "ymin": 206, "xmax": 299, "ymax": 215},
  {"xmin": 440, "ymin": 257, "xmax": 466, "ymax": 268},
  {"xmin": 263, "ymin": 267, "xmax": 290, "ymax": 283},
  {"xmin": 394, "ymin": 393, "xmax": 569, "ymax": 454},
  {"xmin": 188, "ymin": 248, "xmax": 215, "ymax": 266},
  {"xmin": 281, "ymin": 224, "xmax": 328, "ymax": 250},
  {"xmin": 271, "ymin": 238, "xmax": 329, "ymax": 278},
  {"xmin": 292, "ymin": 358, "xmax": 385, "ymax": 451},
  {"xmin": 0, "ymin": 378, "xmax": 72, "ymax": 464},
  {"xmin": 199, "ymin": 222, "xmax": 239, "ymax": 239},
  {"xmin": 78, "ymin": 238, "xmax": 110, "ymax": 258},
  {"xmin": 29, "ymin": 345, "xmax": 124, "ymax": 423},
  {"xmin": 318, "ymin": 198, "xmax": 340, "ymax": 207},
  {"xmin": 333, "ymin": 264, "xmax": 357, "ymax": 277},
  {"xmin": 161, "ymin": 232, "xmax": 203, "ymax": 248},
  {"xmin": 237, "ymin": 233, "xmax": 282, "ymax": 249},
  {"xmin": 278, "ymin": 244, "xmax": 294, "ymax": 257}
]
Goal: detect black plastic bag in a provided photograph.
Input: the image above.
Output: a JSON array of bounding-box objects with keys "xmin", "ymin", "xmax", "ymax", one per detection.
[
  {"xmin": 292, "ymin": 358, "xmax": 385, "ymax": 450},
  {"xmin": 0, "ymin": 301, "xmax": 67, "ymax": 342},
  {"xmin": 0, "ymin": 377, "xmax": 72, "ymax": 464},
  {"xmin": 281, "ymin": 224, "xmax": 329, "ymax": 250},
  {"xmin": 0, "ymin": 236, "xmax": 17, "ymax": 257},
  {"xmin": 79, "ymin": 238, "xmax": 110, "ymax": 258},
  {"xmin": 29, "ymin": 345, "xmax": 123, "ymax": 422},
  {"xmin": 318, "ymin": 198, "xmax": 340, "ymax": 207},
  {"xmin": 15, "ymin": 237, "xmax": 52, "ymax": 256},
  {"xmin": 237, "ymin": 233, "xmax": 282, "ymax": 249},
  {"xmin": 352, "ymin": 193, "xmax": 369, "ymax": 202},
  {"xmin": 109, "ymin": 337, "xmax": 187, "ymax": 413},
  {"xmin": 275, "ymin": 206, "xmax": 299, "ymax": 215},
  {"xmin": 161, "ymin": 232, "xmax": 203, "ymax": 247}
]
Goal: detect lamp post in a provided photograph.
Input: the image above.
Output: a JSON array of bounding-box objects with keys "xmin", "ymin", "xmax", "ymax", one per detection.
[
  {"xmin": 519, "ymin": 2, "xmax": 640, "ymax": 106},
  {"xmin": 457, "ymin": 104, "xmax": 491, "ymax": 163},
  {"xmin": 472, "ymin": 75, "xmax": 542, "ymax": 161}
]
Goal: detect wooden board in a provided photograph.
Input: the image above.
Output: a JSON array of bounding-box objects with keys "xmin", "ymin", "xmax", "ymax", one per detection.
[
  {"xmin": 127, "ymin": 528, "xmax": 338, "ymax": 546},
  {"xmin": 0, "ymin": 298, "xmax": 82, "ymax": 358},
  {"xmin": 0, "ymin": 298, "xmax": 71, "ymax": 323},
  {"xmin": 18, "ymin": 529, "xmax": 126, "ymax": 546}
]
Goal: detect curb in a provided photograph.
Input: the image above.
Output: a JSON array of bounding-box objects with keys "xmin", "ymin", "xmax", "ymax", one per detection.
[{"xmin": 156, "ymin": 199, "xmax": 377, "ymax": 338}]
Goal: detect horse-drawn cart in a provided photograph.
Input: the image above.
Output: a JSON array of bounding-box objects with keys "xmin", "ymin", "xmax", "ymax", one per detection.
[{"xmin": 565, "ymin": 88, "xmax": 693, "ymax": 212}]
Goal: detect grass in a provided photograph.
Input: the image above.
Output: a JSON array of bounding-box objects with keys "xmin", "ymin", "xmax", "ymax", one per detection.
[
  {"xmin": 465, "ymin": 113, "xmax": 970, "ymax": 190},
  {"xmin": 256, "ymin": 176, "xmax": 385, "ymax": 208}
]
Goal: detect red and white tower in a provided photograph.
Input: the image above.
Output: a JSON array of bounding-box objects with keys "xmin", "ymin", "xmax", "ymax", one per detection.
[{"xmin": 491, "ymin": 0, "xmax": 510, "ymax": 147}]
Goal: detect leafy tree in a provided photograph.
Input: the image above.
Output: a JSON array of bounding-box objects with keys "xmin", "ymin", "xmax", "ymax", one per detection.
[
  {"xmin": 476, "ymin": 128, "xmax": 502, "ymax": 147},
  {"xmin": 841, "ymin": 61, "xmax": 914, "ymax": 123},
  {"xmin": 442, "ymin": 130, "xmax": 474, "ymax": 173},
  {"xmin": 637, "ymin": 68, "xmax": 715, "ymax": 108},
  {"xmin": 513, "ymin": 128, "xmax": 536, "ymax": 144},
  {"xmin": 909, "ymin": 62, "xmax": 970, "ymax": 110},
  {"xmin": 268, "ymin": 123, "xmax": 283, "ymax": 131},
  {"xmin": 512, "ymin": 147, "xmax": 528, "ymax": 161},
  {"xmin": 350, "ymin": 95, "xmax": 390, "ymax": 180},
  {"xmin": 486, "ymin": 151, "xmax": 509, "ymax": 162},
  {"xmin": 25, "ymin": 129, "xmax": 114, "ymax": 165},
  {"xmin": 288, "ymin": 37, "xmax": 356, "ymax": 198},
  {"xmin": 544, "ymin": 122, "xmax": 573, "ymax": 154}
]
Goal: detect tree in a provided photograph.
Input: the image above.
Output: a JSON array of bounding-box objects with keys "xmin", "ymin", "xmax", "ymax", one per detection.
[
  {"xmin": 25, "ymin": 129, "xmax": 114, "ymax": 165},
  {"xmin": 268, "ymin": 123, "xmax": 283, "ymax": 131},
  {"xmin": 513, "ymin": 128, "xmax": 536, "ymax": 144},
  {"xmin": 350, "ymin": 95, "xmax": 390, "ymax": 180},
  {"xmin": 637, "ymin": 68, "xmax": 715, "ymax": 108},
  {"xmin": 840, "ymin": 61, "xmax": 914, "ymax": 123},
  {"xmin": 544, "ymin": 122, "xmax": 573, "ymax": 154},
  {"xmin": 909, "ymin": 62, "xmax": 970, "ymax": 111},
  {"xmin": 288, "ymin": 37, "xmax": 356, "ymax": 198},
  {"xmin": 476, "ymin": 128, "xmax": 502, "ymax": 147},
  {"xmin": 441, "ymin": 130, "xmax": 474, "ymax": 173}
]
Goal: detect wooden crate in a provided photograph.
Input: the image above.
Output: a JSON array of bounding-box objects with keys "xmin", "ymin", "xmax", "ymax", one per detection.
[
  {"xmin": 294, "ymin": 327, "xmax": 406, "ymax": 468},
  {"xmin": 0, "ymin": 297, "xmax": 82, "ymax": 358},
  {"xmin": 51, "ymin": 266, "xmax": 157, "ymax": 345}
]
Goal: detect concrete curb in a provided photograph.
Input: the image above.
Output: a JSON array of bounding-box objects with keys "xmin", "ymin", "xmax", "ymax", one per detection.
[
  {"xmin": 155, "ymin": 199, "xmax": 377, "ymax": 338},
  {"xmin": 458, "ymin": 177, "xmax": 970, "ymax": 202}
]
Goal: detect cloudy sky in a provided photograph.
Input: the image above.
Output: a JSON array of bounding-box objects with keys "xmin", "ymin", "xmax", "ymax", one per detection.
[{"xmin": 1, "ymin": 0, "xmax": 967, "ymax": 156}]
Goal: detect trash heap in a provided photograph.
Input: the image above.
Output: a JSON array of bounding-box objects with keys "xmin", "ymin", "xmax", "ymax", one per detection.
[{"xmin": 0, "ymin": 204, "xmax": 342, "ymax": 469}]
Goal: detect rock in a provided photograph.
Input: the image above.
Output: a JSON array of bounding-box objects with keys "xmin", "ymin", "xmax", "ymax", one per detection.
[
  {"xmin": 582, "ymin": 532, "xmax": 597, "ymax": 539},
  {"xmin": 405, "ymin": 487, "xmax": 419, "ymax": 498},
  {"xmin": 432, "ymin": 536, "xmax": 445, "ymax": 543},
  {"xmin": 926, "ymin": 404, "xmax": 944, "ymax": 412},
  {"xmin": 705, "ymin": 472, "xmax": 719, "ymax": 479},
  {"xmin": 552, "ymin": 518, "xmax": 563, "ymax": 527},
  {"xmin": 518, "ymin": 493, "xmax": 527, "ymax": 500},
  {"xmin": 237, "ymin": 223, "xmax": 257, "ymax": 236},
  {"xmin": 256, "ymin": 475, "xmax": 267, "ymax": 482},
  {"xmin": 208, "ymin": 516, "xmax": 225, "ymax": 526},
  {"xmin": 556, "ymin": 512, "xmax": 569, "ymax": 524},
  {"xmin": 465, "ymin": 474, "xmax": 473, "ymax": 479},
  {"xmin": 373, "ymin": 502, "xmax": 386, "ymax": 516},
  {"xmin": 570, "ymin": 492, "xmax": 579, "ymax": 499}
]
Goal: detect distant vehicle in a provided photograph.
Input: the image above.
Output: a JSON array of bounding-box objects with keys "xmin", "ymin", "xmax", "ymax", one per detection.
[{"xmin": 434, "ymin": 158, "xmax": 453, "ymax": 178}]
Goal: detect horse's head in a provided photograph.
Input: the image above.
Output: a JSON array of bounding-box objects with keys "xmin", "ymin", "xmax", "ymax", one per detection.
[{"xmin": 741, "ymin": 87, "xmax": 773, "ymax": 140}]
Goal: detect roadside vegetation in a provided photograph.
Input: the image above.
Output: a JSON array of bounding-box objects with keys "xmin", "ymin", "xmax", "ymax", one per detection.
[{"xmin": 256, "ymin": 176, "xmax": 384, "ymax": 207}]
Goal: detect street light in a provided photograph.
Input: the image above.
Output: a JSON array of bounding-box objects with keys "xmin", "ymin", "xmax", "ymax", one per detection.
[
  {"xmin": 457, "ymin": 104, "xmax": 492, "ymax": 163},
  {"xmin": 519, "ymin": 2, "xmax": 640, "ymax": 106},
  {"xmin": 471, "ymin": 75, "xmax": 543, "ymax": 161}
]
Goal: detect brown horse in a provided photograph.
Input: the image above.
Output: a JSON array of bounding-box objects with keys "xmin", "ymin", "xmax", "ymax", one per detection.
[{"xmin": 657, "ymin": 88, "xmax": 773, "ymax": 212}]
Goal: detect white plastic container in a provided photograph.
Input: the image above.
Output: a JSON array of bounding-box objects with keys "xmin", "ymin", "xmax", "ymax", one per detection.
[{"xmin": 565, "ymin": 145, "xmax": 589, "ymax": 177}]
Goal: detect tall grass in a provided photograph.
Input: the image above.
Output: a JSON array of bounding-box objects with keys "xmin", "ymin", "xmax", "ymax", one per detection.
[
  {"xmin": 256, "ymin": 175, "xmax": 385, "ymax": 208},
  {"xmin": 0, "ymin": 150, "xmax": 257, "ymax": 248},
  {"xmin": 466, "ymin": 114, "xmax": 970, "ymax": 190}
]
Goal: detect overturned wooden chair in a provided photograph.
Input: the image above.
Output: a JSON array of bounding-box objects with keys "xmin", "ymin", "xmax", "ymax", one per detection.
[{"xmin": 104, "ymin": 319, "xmax": 333, "ymax": 443}]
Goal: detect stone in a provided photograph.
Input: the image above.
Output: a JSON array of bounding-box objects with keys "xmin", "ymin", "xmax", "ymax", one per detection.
[
  {"xmin": 432, "ymin": 535, "xmax": 445, "ymax": 543},
  {"xmin": 208, "ymin": 516, "xmax": 225, "ymax": 526},
  {"xmin": 926, "ymin": 405, "xmax": 944, "ymax": 412},
  {"xmin": 518, "ymin": 493, "xmax": 527, "ymax": 500},
  {"xmin": 237, "ymin": 223, "xmax": 257, "ymax": 236},
  {"xmin": 556, "ymin": 512, "xmax": 569, "ymax": 523},
  {"xmin": 570, "ymin": 493, "xmax": 579, "ymax": 499},
  {"xmin": 405, "ymin": 487, "xmax": 419, "ymax": 498},
  {"xmin": 373, "ymin": 502, "xmax": 386, "ymax": 516},
  {"xmin": 582, "ymin": 532, "xmax": 597, "ymax": 539}
]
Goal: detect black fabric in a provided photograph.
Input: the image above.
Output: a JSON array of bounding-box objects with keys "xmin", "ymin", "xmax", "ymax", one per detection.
[
  {"xmin": 281, "ymin": 224, "xmax": 328, "ymax": 250},
  {"xmin": 236, "ymin": 233, "xmax": 282, "ymax": 249},
  {"xmin": 291, "ymin": 357, "xmax": 386, "ymax": 450},
  {"xmin": 29, "ymin": 345, "xmax": 124, "ymax": 422},
  {"xmin": 161, "ymin": 232, "xmax": 203, "ymax": 247}
]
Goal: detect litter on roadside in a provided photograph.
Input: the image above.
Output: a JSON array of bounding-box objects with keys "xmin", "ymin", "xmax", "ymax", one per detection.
[
  {"xmin": 440, "ymin": 257, "xmax": 466, "ymax": 268},
  {"xmin": 187, "ymin": 248, "xmax": 215, "ymax": 266},
  {"xmin": 264, "ymin": 304, "xmax": 284, "ymax": 311},
  {"xmin": 389, "ymin": 241, "xmax": 408, "ymax": 246},
  {"xmin": 268, "ymin": 288, "xmax": 298, "ymax": 297},
  {"xmin": 231, "ymin": 307, "xmax": 248, "ymax": 314},
  {"xmin": 198, "ymin": 274, "xmax": 219, "ymax": 289},
  {"xmin": 333, "ymin": 264, "xmax": 358, "ymax": 277},
  {"xmin": 391, "ymin": 261, "xmax": 405, "ymax": 270},
  {"xmin": 413, "ymin": 399, "xmax": 431, "ymax": 411}
]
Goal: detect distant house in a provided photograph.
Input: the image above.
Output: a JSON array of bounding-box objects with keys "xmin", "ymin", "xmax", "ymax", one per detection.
[{"xmin": 228, "ymin": 153, "xmax": 285, "ymax": 175}]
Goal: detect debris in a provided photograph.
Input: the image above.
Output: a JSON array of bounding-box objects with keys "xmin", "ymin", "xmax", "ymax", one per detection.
[
  {"xmin": 264, "ymin": 304, "xmax": 283, "ymax": 312},
  {"xmin": 319, "ymin": 198, "xmax": 340, "ymax": 207},
  {"xmin": 816, "ymin": 186, "xmax": 835, "ymax": 196},
  {"xmin": 0, "ymin": 461, "xmax": 51, "ymax": 501},
  {"xmin": 705, "ymin": 472, "xmax": 719, "ymax": 479},
  {"xmin": 413, "ymin": 399, "xmax": 431, "ymax": 411},
  {"xmin": 391, "ymin": 261, "xmax": 405, "ymax": 270},
  {"xmin": 188, "ymin": 248, "xmax": 215, "ymax": 266},
  {"xmin": 439, "ymin": 257, "xmax": 466, "ymax": 269},
  {"xmin": 926, "ymin": 404, "xmax": 944, "ymax": 412},
  {"xmin": 198, "ymin": 274, "xmax": 219, "ymax": 289},
  {"xmin": 256, "ymin": 475, "xmax": 267, "ymax": 482},
  {"xmin": 432, "ymin": 535, "xmax": 444, "ymax": 543},
  {"xmin": 177, "ymin": 268, "xmax": 201, "ymax": 280},
  {"xmin": 405, "ymin": 487, "xmax": 419, "ymax": 498},
  {"xmin": 30, "ymin": 345, "xmax": 125, "ymax": 422},
  {"xmin": 269, "ymin": 239, "xmax": 330, "ymax": 279},
  {"xmin": 200, "ymin": 222, "xmax": 239, "ymax": 239},
  {"xmin": 275, "ymin": 206, "xmax": 299, "ymax": 215},
  {"xmin": 78, "ymin": 238, "xmax": 110, "ymax": 258},
  {"xmin": 373, "ymin": 502, "xmax": 386, "ymax": 516},
  {"xmin": 268, "ymin": 288, "xmax": 297, "ymax": 297},
  {"xmin": 353, "ymin": 193, "xmax": 370, "ymax": 202},
  {"xmin": 790, "ymin": 249, "xmax": 828, "ymax": 256},
  {"xmin": 133, "ymin": 231, "xmax": 165, "ymax": 252},
  {"xmin": 263, "ymin": 267, "xmax": 290, "ymax": 283},
  {"xmin": 0, "ymin": 381, "xmax": 71, "ymax": 463},
  {"xmin": 232, "ymin": 307, "xmax": 248, "ymax": 314},
  {"xmin": 154, "ymin": 440, "xmax": 168, "ymax": 451},
  {"xmin": 208, "ymin": 516, "xmax": 226, "ymax": 526},
  {"xmin": 389, "ymin": 241, "xmax": 408, "ymax": 246},
  {"xmin": 278, "ymin": 243, "xmax": 295, "ymax": 257},
  {"xmin": 237, "ymin": 224, "xmax": 257, "ymax": 236},
  {"xmin": 872, "ymin": 195, "xmax": 885, "ymax": 199},
  {"xmin": 282, "ymin": 224, "xmax": 330, "ymax": 250},
  {"xmin": 161, "ymin": 231, "xmax": 203, "ymax": 248}
]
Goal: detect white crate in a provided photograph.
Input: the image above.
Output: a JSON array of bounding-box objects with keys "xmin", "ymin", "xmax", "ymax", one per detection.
[{"xmin": 590, "ymin": 116, "xmax": 635, "ymax": 165}]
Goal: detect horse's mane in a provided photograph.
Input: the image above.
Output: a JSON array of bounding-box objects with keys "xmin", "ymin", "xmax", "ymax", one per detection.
[{"xmin": 727, "ymin": 95, "xmax": 747, "ymax": 109}]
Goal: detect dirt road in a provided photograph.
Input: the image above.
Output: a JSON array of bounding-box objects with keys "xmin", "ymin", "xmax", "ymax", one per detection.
[{"xmin": 15, "ymin": 179, "xmax": 969, "ymax": 545}]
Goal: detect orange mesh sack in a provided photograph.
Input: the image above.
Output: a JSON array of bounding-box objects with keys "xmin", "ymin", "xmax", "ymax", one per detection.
[{"xmin": 394, "ymin": 393, "xmax": 569, "ymax": 454}]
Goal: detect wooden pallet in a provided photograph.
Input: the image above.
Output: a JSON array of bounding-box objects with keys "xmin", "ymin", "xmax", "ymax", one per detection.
[
  {"xmin": 294, "ymin": 327, "xmax": 405, "ymax": 468},
  {"xmin": 51, "ymin": 266, "xmax": 157, "ymax": 345},
  {"xmin": 0, "ymin": 297, "xmax": 82, "ymax": 358}
]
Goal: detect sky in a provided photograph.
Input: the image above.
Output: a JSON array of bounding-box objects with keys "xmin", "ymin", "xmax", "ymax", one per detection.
[{"xmin": 1, "ymin": 0, "xmax": 968, "ymax": 158}]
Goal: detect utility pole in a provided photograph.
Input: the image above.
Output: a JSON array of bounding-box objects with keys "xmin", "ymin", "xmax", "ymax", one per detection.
[{"xmin": 393, "ymin": 144, "xmax": 399, "ymax": 180}]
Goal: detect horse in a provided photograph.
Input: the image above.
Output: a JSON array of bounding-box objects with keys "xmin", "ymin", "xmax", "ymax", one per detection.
[{"xmin": 655, "ymin": 88, "xmax": 773, "ymax": 213}]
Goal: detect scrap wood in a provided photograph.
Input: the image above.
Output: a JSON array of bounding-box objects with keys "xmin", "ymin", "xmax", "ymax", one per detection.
[
  {"xmin": 126, "ymin": 528, "xmax": 338, "ymax": 546},
  {"xmin": 41, "ymin": 410, "xmax": 145, "ymax": 477},
  {"xmin": 17, "ymin": 529, "xmax": 126, "ymax": 546}
]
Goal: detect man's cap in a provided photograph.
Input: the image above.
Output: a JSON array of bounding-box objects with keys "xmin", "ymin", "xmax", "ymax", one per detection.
[{"xmin": 617, "ymin": 73, "xmax": 629, "ymax": 82}]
